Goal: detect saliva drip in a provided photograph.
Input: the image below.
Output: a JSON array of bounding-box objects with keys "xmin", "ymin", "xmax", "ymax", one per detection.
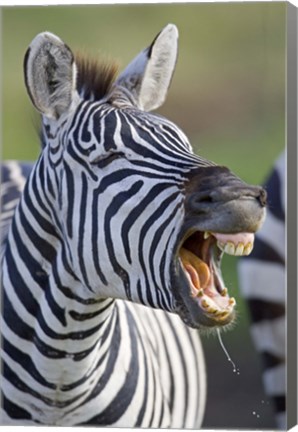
[{"xmin": 216, "ymin": 328, "xmax": 240, "ymax": 375}]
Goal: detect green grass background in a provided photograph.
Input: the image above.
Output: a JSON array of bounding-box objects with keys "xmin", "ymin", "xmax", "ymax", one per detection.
[{"xmin": 1, "ymin": 3, "xmax": 286, "ymax": 428}]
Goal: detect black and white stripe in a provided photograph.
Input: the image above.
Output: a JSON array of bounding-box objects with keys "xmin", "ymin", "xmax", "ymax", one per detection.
[
  {"xmin": 0, "ymin": 161, "xmax": 32, "ymax": 256},
  {"xmin": 238, "ymin": 151, "xmax": 286, "ymax": 429}
]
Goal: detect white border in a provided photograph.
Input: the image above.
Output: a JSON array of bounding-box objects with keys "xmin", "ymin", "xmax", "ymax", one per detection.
[{"xmin": 0, "ymin": 1, "xmax": 296, "ymax": 431}]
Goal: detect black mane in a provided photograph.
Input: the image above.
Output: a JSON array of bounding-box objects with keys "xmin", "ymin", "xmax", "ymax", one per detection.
[{"xmin": 75, "ymin": 52, "xmax": 119, "ymax": 101}]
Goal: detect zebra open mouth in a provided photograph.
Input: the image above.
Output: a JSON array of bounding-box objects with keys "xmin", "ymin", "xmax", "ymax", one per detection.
[{"xmin": 174, "ymin": 230, "xmax": 254, "ymax": 328}]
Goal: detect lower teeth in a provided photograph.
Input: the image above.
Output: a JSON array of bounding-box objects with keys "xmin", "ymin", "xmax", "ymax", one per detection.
[{"xmin": 199, "ymin": 293, "xmax": 236, "ymax": 316}]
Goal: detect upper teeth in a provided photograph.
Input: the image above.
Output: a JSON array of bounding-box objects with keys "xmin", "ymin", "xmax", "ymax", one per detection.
[
  {"xmin": 217, "ymin": 241, "xmax": 253, "ymax": 256},
  {"xmin": 204, "ymin": 232, "xmax": 254, "ymax": 257}
]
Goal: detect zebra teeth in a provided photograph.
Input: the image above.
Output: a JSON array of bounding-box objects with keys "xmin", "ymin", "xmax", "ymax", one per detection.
[
  {"xmin": 217, "ymin": 240, "xmax": 253, "ymax": 257},
  {"xmin": 213, "ymin": 232, "xmax": 255, "ymax": 256},
  {"xmin": 201, "ymin": 296, "xmax": 220, "ymax": 315},
  {"xmin": 201, "ymin": 298, "xmax": 213, "ymax": 310},
  {"xmin": 228, "ymin": 297, "xmax": 236, "ymax": 307},
  {"xmin": 210, "ymin": 308, "xmax": 220, "ymax": 315},
  {"xmin": 243, "ymin": 242, "xmax": 253, "ymax": 256},
  {"xmin": 218, "ymin": 311, "xmax": 230, "ymax": 320},
  {"xmin": 224, "ymin": 241, "xmax": 236, "ymax": 255},
  {"xmin": 220, "ymin": 288, "xmax": 228, "ymax": 297},
  {"xmin": 235, "ymin": 243, "xmax": 244, "ymax": 256},
  {"xmin": 200, "ymin": 295, "xmax": 235, "ymax": 317}
]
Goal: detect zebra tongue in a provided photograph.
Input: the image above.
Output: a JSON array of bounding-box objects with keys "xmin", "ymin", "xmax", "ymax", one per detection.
[{"xmin": 180, "ymin": 248, "xmax": 211, "ymax": 292}]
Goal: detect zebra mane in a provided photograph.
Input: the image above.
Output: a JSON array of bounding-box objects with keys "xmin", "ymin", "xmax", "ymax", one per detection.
[{"xmin": 75, "ymin": 52, "xmax": 119, "ymax": 101}]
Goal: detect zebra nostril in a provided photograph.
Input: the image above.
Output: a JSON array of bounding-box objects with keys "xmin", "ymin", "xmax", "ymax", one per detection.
[
  {"xmin": 258, "ymin": 188, "xmax": 267, "ymax": 207},
  {"xmin": 195, "ymin": 194, "xmax": 213, "ymax": 204},
  {"xmin": 187, "ymin": 192, "xmax": 214, "ymax": 213}
]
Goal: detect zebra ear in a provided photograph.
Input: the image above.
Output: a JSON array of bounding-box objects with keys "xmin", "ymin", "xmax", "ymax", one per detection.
[
  {"xmin": 24, "ymin": 32, "xmax": 78, "ymax": 119},
  {"xmin": 115, "ymin": 24, "xmax": 178, "ymax": 111}
]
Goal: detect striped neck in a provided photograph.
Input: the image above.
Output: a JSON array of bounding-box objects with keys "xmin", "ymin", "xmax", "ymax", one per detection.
[{"xmin": 3, "ymin": 160, "xmax": 118, "ymax": 388}]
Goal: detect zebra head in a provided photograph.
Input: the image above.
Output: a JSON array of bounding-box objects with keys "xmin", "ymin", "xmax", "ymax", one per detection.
[{"xmin": 24, "ymin": 25, "xmax": 266, "ymax": 330}]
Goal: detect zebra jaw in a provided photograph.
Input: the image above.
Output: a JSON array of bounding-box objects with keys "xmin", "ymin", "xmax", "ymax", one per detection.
[{"xmin": 178, "ymin": 231, "xmax": 255, "ymax": 324}]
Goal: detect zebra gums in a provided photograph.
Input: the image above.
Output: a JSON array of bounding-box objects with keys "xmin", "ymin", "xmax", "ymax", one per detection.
[{"xmin": 0, "ymin": 25, "xmax": 267, "ymax": 427}]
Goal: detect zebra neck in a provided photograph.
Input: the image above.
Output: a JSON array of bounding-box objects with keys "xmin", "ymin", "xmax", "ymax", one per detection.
[
  {"xmin": 3, "ymin": 183, "xmax": 119, "ymax": 379},
  {"xmin": 4, "ymin": 224, "xmax": 118, "ymax": 401}
]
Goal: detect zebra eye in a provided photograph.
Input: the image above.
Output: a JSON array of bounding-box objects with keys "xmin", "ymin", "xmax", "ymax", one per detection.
[{"xmin": 90, "ymin": 152, "xmax": 125, "ymax": 168}]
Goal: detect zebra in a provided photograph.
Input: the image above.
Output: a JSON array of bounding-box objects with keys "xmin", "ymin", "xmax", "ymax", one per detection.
[
  {"xmin": 0, "ymin": 25, "xmax": 266, "ymax": 427},
  {"xmin": 238, "ymin": 151, "xmax": 286, "ymax": 429}
]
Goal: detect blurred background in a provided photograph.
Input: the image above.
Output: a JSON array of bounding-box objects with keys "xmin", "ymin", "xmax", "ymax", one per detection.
[{"xmin": 1, "ymin": 3, "xmax": 286, "ymax": 429}]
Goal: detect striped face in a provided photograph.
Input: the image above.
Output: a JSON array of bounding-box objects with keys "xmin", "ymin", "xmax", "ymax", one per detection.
[
  {"xmin": 24, "ymin": 27, "xmax": 266, "ymax": 330},
  {"xmin": 42, "ymin": 103, "xmax": 203, "ymax": 310}
]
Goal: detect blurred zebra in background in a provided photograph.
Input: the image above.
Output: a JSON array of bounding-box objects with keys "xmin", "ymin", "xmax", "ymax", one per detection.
[
  {"xmin": 1, "ymin": 162, "xmax": 32, "ymax": 258},
  {"xmin": 238, "ymin": 151, "xmax": 286, "ymax": 429}
]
